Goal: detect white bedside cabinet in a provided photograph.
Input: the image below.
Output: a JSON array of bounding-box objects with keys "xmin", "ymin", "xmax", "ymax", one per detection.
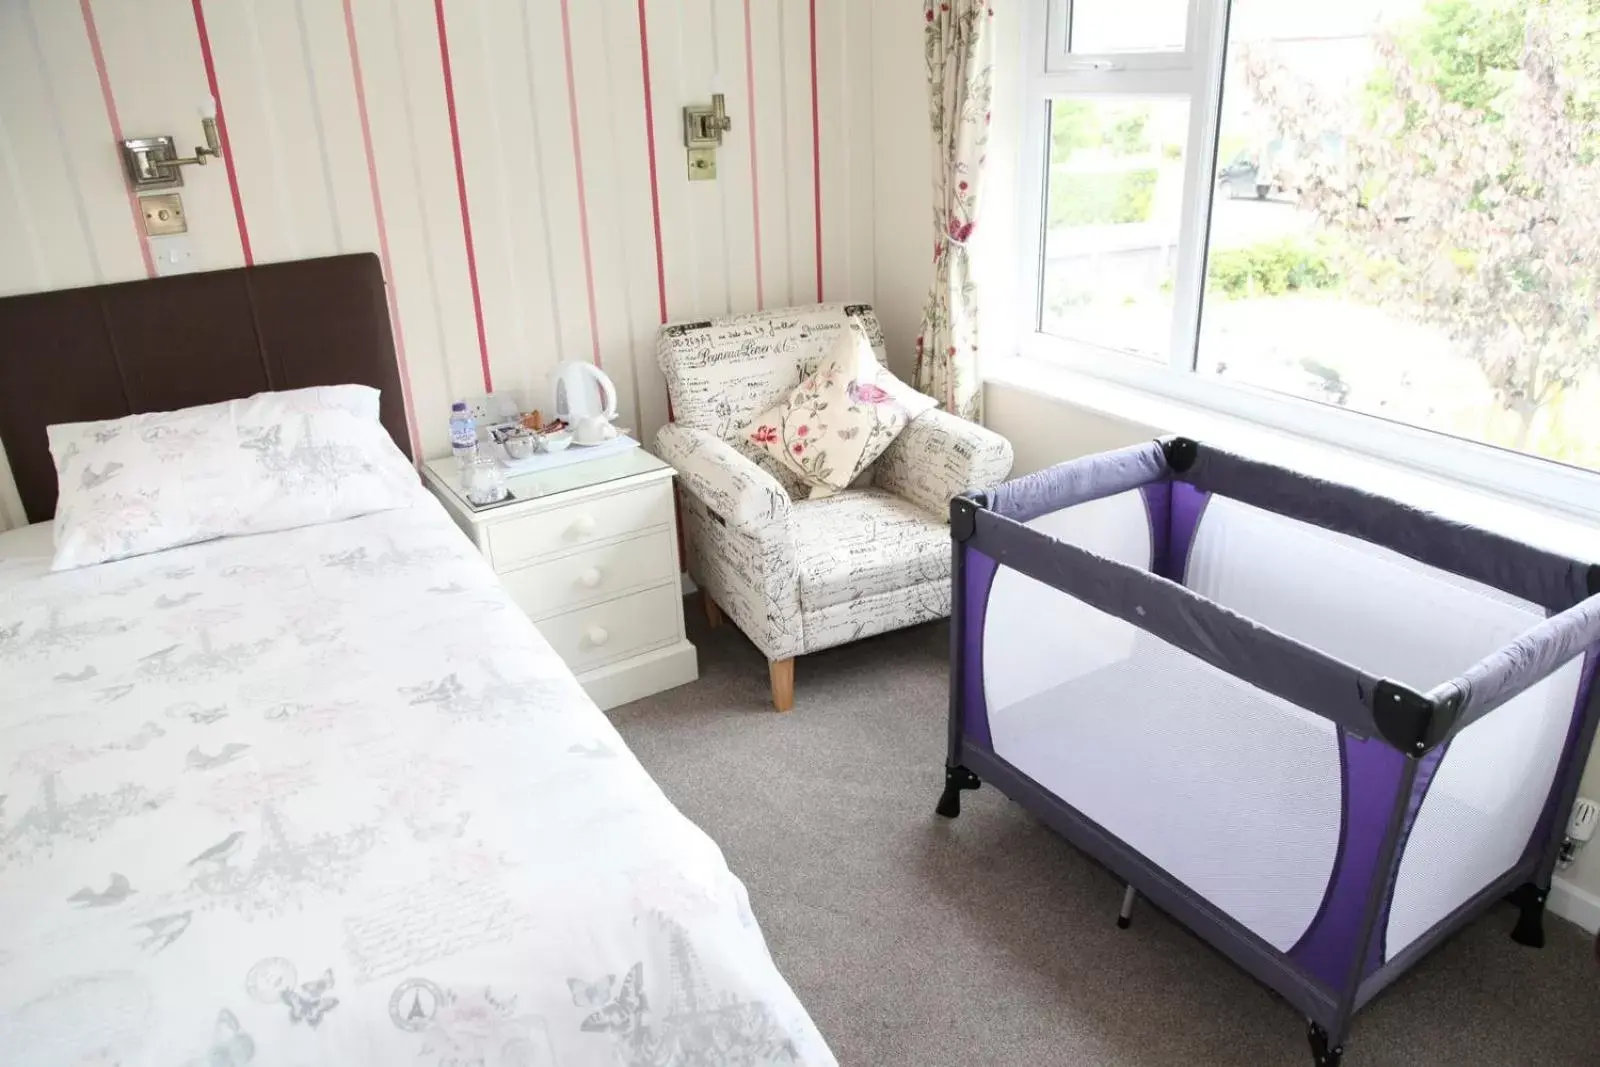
[{"xmin": 421, "ymin": 449, "xmax": 697, "ymax": 710}]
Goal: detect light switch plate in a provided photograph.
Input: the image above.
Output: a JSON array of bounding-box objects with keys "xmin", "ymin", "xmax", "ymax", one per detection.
[
  {"xmin": 687, "ymin": 148, "xmax": 717, "ymax": 181},
  {"xmin": 150, "ymin": 235, "xmax": 197, "ymax": 276},
  {"xmin": 140, "ymin": 193, "xmax": 187, "ymax": 236}
]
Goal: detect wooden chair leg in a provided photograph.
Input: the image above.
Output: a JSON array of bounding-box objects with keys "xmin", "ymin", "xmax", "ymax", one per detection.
[
  {"xmin": 768, "ymin": 658, "xmax": 795, "ymax": 712},
  {"xmin": 703, "ymin": 594, "xmax": 723, "ymax": 629}
]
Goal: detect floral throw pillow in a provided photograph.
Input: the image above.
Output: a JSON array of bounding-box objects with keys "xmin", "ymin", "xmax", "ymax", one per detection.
[{"xmin": 741, "ymin": 327, "xmax": 937, "ymax": 499}]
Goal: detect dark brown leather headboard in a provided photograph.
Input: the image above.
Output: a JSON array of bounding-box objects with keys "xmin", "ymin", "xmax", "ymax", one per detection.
[{"xmin": 0, "ymin": 252, "xmax": 410, "ymax": 524}]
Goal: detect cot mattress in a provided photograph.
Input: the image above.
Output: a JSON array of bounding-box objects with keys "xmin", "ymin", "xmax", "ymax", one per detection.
[{"xmin": 0, "ymin": 491, "xmax": 831, "ymax": 1066}]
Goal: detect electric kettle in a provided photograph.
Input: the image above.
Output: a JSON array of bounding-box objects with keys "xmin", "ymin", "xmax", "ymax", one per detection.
[{"xmin": 551, "ymin": 361, "xmax": 619, "ymax": 445}]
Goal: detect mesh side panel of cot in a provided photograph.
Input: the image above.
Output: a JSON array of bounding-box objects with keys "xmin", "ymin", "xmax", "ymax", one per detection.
[
  {"xmin": 982, "ymin": 489, "xmax": 1154, "ymax": 715},
  {"xmin": 984, "ymin": 571, "xmax": 1343, "ymax": 952},
  {"xmin": 1176, "ymin": 494, "xmax": 1581, "ymax": 964},
  {"xmin": 1184, "ymin": 496, "xmax": 1547, "ymax": 686},
  {"xmin": 1384, "ymin": 658, "xmax": 1582, "ymax": 958}
]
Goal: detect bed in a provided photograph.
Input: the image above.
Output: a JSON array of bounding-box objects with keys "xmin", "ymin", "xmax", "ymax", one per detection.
[{"xmin": 0, "ymin": 256, "xmax": 833, "ymax": 1066}]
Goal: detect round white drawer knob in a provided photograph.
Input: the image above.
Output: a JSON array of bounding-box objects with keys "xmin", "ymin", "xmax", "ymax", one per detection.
[
  {"xmin": 586, "ymin": 626, "xmax": 610, "ymax": 646},
  {"xmin": 579, "ymin": 567, "xmax": 603, "ymax": 588},
  {"xmin": 570, "ymin": 515, "xmax": 597, "ymax": 537}
]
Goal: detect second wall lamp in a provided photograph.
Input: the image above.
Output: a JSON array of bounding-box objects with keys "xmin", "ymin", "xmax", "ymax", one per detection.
[
  {"xmin": 683, "ymin": 77, "xmax": 732, "ymax": 181},
  {"xmin": 121, "ymin": 96, "xmax": 225, "ymax": 192}
]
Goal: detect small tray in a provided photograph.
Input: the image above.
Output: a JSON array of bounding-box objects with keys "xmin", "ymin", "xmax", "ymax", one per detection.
[{"xmin": 463, "ymin": 489, "xmax": 518, "ymax": 512}]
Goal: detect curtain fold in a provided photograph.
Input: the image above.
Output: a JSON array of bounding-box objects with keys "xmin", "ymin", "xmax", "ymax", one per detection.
[{"xmin": 913, "ymin": 0, "xmax": 994, "ymax": 422}]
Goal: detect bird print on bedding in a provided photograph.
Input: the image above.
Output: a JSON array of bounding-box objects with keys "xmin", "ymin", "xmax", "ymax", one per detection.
[{"xmin": 67, "ymin": 872, "xmax": 135, "ymax": 908}]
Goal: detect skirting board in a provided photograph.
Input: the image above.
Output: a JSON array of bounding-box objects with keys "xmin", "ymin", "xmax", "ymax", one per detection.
[
  {"xmin": 1550, "ymin": 874, "xmax": 1600, "ymax": 934},
  {"xmin": 580, "ymin": 639, "xmax": 698, "ymax": 711}
]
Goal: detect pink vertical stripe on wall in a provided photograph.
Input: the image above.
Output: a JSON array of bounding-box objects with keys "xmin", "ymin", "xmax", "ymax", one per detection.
[
  {"xmin": 80, "ymin": 0, "xmax": 155, "ymax": 279},
  {"xmin": 342, "ymin": 0, "xmax": 420, "ymax": 459},
  {"xmin": 636, "ymin": 0, "xmax": 668, "ymax": 328},
  {"xmin": 192, "ymin": 0, "xmax": 253, "ymax": 265},
  {"xmin": 433, "ymin": 0, "xmax": 494, "ymax": 393},
  {"xmin": 742, "ymin": 0, "xmax": 764, "ymax": 309},
  {"xmin": 808, "ymin": 0, "xmax": 823, "ymax": 302},
  {"xmin": 558, "ymin": 0, "xmax": 602, "ymax": 366}
]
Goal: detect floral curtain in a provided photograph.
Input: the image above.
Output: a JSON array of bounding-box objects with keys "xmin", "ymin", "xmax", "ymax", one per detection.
[{"xmin": 913, "ymin": 0, "xmax": 994, "ymax": 422}]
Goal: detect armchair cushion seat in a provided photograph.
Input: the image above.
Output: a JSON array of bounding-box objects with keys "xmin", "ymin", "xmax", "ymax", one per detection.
[{"xmin": 793, "ymin": 490, "xmax": 949, "ymax": 611}]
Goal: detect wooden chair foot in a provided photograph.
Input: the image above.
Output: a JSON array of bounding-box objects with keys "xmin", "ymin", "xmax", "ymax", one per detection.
[
  {"xmin": 768, "ymin": 658, "xmax": 794, "ymax": 712},
  {"xmin": 703, "ymin": 594, "xmax": 723, "ymax": 629}
]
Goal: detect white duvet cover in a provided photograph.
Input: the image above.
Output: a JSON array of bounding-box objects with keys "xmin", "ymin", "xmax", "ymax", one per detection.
[{"xmin": 0, "ymin": 491, "xmax": 833, "ymax": 1066}]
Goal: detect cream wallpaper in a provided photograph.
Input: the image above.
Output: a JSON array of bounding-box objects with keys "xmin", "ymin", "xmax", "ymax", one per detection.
[{"xmin": 0, "ymin": 0, "xmax": 924, "ymax": 528}]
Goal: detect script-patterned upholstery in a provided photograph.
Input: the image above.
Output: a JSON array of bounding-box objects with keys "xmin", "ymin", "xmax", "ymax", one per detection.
[{"xmin": 655, "ymin": 303, "xmax": 1014, "ymax": 709}]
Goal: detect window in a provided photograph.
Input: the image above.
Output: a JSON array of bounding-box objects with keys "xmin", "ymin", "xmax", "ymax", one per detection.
[{"xmin": 1020, "ymin": 0, "xmax": 1600, "ymax": 506}]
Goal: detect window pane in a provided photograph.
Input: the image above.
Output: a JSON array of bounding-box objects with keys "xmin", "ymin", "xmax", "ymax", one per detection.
[
  {"xmin": 1198, "ymin": 0, "xmax": 1600, "ymax": 474},
  {"xmin": 1070, "ymin": 0, "xmax": 1188, "ymax": 54},
  {"xmin": 1040, "ymin": 98, "xmax": 1191, "ymax": 361}
]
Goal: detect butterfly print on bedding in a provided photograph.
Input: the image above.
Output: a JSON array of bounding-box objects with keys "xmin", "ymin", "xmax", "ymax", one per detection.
[
  {"xmin": 282, "ymin": 969, "xmax": 339, "ymax": 1027},
  {"xmin": 576, "ymin": 961, "xmax": 646, "ymax": 1034}
]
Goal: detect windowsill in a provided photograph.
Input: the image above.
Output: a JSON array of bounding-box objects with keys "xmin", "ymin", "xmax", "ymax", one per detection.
[{"xmin": 985, "ymin": 353, "xmax": 1600, "ymax": 565}]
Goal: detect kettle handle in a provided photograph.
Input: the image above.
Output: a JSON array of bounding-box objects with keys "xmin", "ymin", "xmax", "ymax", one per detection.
[{"xmin": 587, "ymin": 362, "xmax": 618, "ymax": 419}]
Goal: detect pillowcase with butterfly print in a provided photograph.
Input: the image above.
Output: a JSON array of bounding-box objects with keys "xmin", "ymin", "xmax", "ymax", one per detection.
[{"xmin": 47, "ymin": 384, "xmax": 417, "ymax": 571}]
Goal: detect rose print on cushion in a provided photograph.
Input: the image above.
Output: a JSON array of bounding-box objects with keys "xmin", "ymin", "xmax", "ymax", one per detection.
[{"xmin": 739, "ymin": 325, "xmax": 937, "ymax": 499}]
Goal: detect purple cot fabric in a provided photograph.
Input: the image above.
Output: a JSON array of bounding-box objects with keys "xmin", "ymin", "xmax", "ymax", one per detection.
[
  {"xmin": 968, "ymin": 509, "xmax": 1385, "ymax": 737},
  {"xmin": 1181, "ymin": 445, "xmax": 1593, "ymax": 613},
  {"xmin": 1439, "ymin": 594, "xmax": 1600, "ymax": 728},
  {"xmin": 1365, "ymin": 741, "xmax": 1450, "ymax": 974},
  {"xmin": 990, "ymin": 441, "xmax": 1168, "ymax": 524},
  {"xmin": 1139, "ymin": 481, "xmax": 1171, "ymax": 577},
  {"xmin": 961, "ymin": 547, "xmax": 1000, "ymax": 751},
  {"xmin": 1168, "ymin": 482, "xmax": 1211, "ymax": 585},
  {"xmin": 1289, "ymin": 733, "xmax": 1411, "ymax": 990}
]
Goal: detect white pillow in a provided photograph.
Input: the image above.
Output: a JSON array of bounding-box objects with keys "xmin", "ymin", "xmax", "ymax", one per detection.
[{"xmin": 48, "ymin": 386, "xmax": 416, "ymax": 570}]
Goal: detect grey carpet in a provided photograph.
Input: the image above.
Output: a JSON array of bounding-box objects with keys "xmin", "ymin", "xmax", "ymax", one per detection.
[{"xmin": 609, "ymin": 601, "xmax": 1600, "ymax": 1066}]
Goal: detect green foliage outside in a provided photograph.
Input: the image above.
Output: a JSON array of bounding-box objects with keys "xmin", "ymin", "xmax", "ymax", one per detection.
[
  {"xmin": 1047, "ymin": 99, "xmax": 1163, "ymax": 228},
  {"xmin": 1246, "ymin": 0, "xmax": 1600, "ymax": 460},
  {"xmin": 1050, "ymin": 170, "xmax": 1157, "ymax": 228},
  {"xmin": 1372, "ymin": 0, "xmax": 1600, "ymax": 151},
  {"xmin": 1372, "ymin": 0, "xmax": 1527, "ymax": 118},
  {"xmin": 1051, "ymin": 100, "xmax": 1153, "ymax": 157},
  {"xmin": 1206, "ymin": 238, "xmax": 1342, "ymax": 300}
]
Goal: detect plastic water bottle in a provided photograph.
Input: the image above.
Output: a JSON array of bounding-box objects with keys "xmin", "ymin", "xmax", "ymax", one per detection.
[{"xmin": 449, "ymin": 402, "xmax": 478, "ymax": 467}]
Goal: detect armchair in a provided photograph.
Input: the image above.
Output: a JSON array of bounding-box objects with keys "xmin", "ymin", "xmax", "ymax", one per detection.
[{"xmin": 655, "ymin": 304, "xmax": 1013, "ymax": 710}]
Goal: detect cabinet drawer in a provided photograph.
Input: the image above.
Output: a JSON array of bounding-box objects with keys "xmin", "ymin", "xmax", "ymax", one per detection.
[
  {"xmin": 501, "ymin": 530, "xmax": 677, "ymax": 620},
  {"xmin": 535, "ymin": 582, "xmax": 682, "ymax": 674},
  {"xmin": 485, "ymin": 480, "xmax": 672, "ymax": 569}
]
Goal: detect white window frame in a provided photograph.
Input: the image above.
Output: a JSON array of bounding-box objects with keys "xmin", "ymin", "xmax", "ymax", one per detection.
[{"xmin": 1013, "ymin": 0, "xmax": 1600, "ymax": 522}]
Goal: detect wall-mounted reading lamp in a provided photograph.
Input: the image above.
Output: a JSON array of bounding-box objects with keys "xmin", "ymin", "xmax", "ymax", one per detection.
[
  {"xmin": 120, "ymin": 97, "xmax": 224, "ymax": 192},
  {"xmin": 683, "ymin": 76, "xmax": 732, "ymax": 181}
]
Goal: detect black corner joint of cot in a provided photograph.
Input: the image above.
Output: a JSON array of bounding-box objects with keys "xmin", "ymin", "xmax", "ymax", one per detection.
[
  {"xmin": 950, "ymin": 491, "xmax": 987, "ymax": 543},
  {"xmin": 936, "ymin": 765, "xmax": 982, "ymax": 819},
  {"xmin": 1307, "ymin": 1022, "xmax": 1344, "ymax": 1067},
  {"xmin": 1159, "ymin": 435, "xmax": 1200, "ymax": 474},
  {"xmin": 1374, "ymin": 678, "xmax": 1460, "ymax": 757},
  {"xmin": 1506, "ymin": 882, "xmax": 1548, "ymax": 948}
]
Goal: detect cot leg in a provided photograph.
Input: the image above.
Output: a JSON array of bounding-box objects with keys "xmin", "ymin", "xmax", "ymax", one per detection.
[
  {"xmin": 1307, "ymin": 1022, "xmax": 1343, "ymax": 1067},
  {"xmin": 935, "ymin": 765, "xmax": 981, "ymax": 819},
  {"xmin": 1116, "ymin": 885, "xmax": 1137, "ymax": 929},
  {"xmin": 1508, "ymin": 882, "xmax": 1547, "ymax": 948}
]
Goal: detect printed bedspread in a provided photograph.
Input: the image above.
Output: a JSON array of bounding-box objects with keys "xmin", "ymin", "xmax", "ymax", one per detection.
[{"xmin": 0, "ymin": 491, "xmax": 833, "ymax": 1066}]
